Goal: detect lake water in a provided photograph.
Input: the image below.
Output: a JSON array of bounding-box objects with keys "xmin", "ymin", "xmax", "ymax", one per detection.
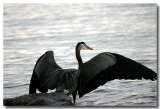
[{"xmin": 3, "ymin": 3, "xmax": 157, "ymax": 106}]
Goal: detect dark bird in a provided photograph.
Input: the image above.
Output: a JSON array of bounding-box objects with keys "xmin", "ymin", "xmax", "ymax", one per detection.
[
  {"xmin": 29, "ymin": 42, "xmax": 157, "ymax": 104},
  {"xmin": 75, "ymin": 42, "xmax": 156, "ymax": 98}
]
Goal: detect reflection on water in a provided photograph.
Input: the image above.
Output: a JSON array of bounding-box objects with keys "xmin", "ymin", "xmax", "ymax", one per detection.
[{"xmin": 3, "ymin": 3, "xmax": 157, "ymax": 106}]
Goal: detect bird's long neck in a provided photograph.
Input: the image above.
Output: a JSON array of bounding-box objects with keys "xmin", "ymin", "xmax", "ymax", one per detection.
[{"xmin": 76, "ymin": 45, "xmax": 83, "ymax": 68}]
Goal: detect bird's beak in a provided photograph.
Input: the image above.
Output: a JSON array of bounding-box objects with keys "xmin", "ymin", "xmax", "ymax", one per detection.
[{"xmin": 86, "ymin": 45, "xmax": 93, "ymax": 50}]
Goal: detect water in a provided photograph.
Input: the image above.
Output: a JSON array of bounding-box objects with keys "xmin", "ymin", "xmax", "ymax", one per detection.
[{"xmin": 3, "ymin": 3, "xmax": 157, "ymax": 106}]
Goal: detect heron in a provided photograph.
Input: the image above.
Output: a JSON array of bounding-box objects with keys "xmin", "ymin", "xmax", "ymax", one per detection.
[{"xmin": 29, "ymin": 42, "xmax": 157, "ymax": 105}]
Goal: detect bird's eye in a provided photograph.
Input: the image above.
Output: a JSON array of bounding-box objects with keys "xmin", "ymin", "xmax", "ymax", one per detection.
[{"xmin": 81, "ymin": 44, "xmax": 87, "ymax": 50}]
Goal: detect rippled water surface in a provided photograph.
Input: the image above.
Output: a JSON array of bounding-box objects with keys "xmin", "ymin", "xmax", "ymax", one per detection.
[{"xmin": 3, "ymin": 3, "xmax": 157, "ymax": 106}]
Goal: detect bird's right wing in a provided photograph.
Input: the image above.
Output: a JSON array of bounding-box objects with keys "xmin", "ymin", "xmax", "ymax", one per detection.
[{"xmin": 77, "ymin": 52, "xmax": 157, "ymax": 97}]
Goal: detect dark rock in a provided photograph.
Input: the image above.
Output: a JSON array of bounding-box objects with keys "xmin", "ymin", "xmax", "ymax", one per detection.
[{"xmin": 4, "ymin": 92, "xmax": 73, "ymax": 106}]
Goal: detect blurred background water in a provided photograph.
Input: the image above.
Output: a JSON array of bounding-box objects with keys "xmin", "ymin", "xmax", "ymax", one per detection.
[{"xmin": 3, "ymin": 3, "xmax": 157, "ymax": 106}]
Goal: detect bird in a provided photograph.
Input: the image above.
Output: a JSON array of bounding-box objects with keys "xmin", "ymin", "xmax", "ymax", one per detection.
[
  {"xmin": 75, "ymin": 42, "xmax": 156, "ymax": 98},
  {"xmin": 29, "ymin": 42, "xmax": 157, "ymax": 105}
]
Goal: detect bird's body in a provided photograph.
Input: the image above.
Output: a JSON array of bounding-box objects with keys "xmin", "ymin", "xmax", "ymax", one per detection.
[
  {"xmin": 29, "ymin": 42, "xmax": 157, "ymax": 105},
  {"xmin": 40, "ymin": 68, "xmax": 77, "ymax": 95}
]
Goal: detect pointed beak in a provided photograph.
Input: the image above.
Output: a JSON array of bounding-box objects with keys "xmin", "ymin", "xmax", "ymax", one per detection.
[{"xmin": 86, "ymin": 45, "xmax": 93, "ymax": 50}]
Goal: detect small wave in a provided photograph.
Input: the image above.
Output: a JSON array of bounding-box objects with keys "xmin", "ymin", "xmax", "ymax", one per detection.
[
  {"xmin": 93, "ymin": 89, "xmax": 106, "ymax": 93},
  {"xmin": 4, "ymin": 83, "xmax": 29, "ymax": 88}
]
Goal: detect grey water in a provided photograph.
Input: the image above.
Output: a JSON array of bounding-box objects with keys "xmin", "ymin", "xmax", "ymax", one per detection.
[{"xmin": 3, "ymin": 3, "xmax": 157, "ymax": 106}]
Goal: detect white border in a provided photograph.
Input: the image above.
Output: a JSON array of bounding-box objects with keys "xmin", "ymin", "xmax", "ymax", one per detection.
[
  {"xmin": 0, "ymin": 1, "xmax": 3, "ymax": 108},
  {"xmin": 1, "ymin": 0, "xmax": 159, "ymax": 109},
  {"xmin": 1, "ymin": 0, "xmax": 160, "ymax": 3}
]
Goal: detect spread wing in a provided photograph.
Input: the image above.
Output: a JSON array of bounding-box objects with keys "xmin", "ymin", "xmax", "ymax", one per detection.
[
  {"xmin": 40, "ymin": 68, "xmax": 77, "ymax": 95},
  {"xmin": 34, "ymin": 51, "xmax": 62, "ymax": 80},
  {"xmin": 77, "ymin": 52, "xmax": 157, "ymax": 97},
  {"xmin": 29, "ymin": 51, "xmax": 62, "ymax": 93}
]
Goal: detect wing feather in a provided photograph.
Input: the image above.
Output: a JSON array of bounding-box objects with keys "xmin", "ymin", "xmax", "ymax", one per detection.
[
  {"xmin": 30, "ymin": 51, "xmax": 62, "ymax": 93},
  {"xmin": 40, "ymin": 69, "xmax": 77, "ymax": 94},
  {"xmin": 34, "ymin": 51, "xmax": 62, "ymax": 81},
  {"xmin": 77, "ymin": 52, "xmax": 157, "ymax": 97}
]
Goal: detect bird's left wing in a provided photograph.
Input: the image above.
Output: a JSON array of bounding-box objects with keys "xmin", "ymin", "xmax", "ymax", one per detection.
[
  {"xmin": 40, "ymin": 68, "xmax": 77, "ymax": 95},
  {"xmin": 77, "ymin": 52, "xmax": 157, "ymax": 97},
  {"xmin": 29, "ymin": 51, "xmax": 62, "ymax": 93}
]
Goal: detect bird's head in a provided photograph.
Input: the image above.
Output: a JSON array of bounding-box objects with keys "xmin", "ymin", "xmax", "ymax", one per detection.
[{"xmin": 76, "ymin": 42, "xmax": 93, "ymax": 51}]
